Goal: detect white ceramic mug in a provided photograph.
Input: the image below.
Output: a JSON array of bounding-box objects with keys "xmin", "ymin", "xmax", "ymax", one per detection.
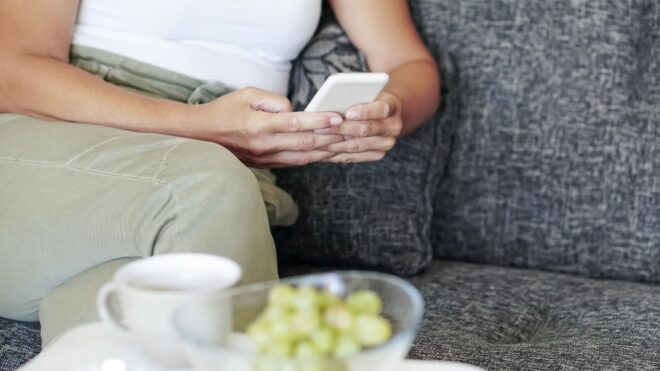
[{"xmin": 97, "ymin": 253, "xmax": 241, "ymax": 368}]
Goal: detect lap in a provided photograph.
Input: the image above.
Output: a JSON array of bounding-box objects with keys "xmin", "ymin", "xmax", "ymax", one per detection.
[
  {"xmin": 0, "ymin": 114, "xmax": 286, "ymax": 321},
  {"xmin": 0, "ymin": 114, "xmax": 297, "ymax": 224}
]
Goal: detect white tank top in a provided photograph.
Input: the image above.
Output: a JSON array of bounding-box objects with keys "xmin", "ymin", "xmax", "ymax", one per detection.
[{"xmin": 73, "ymin": 0, "xmax": 323, "ymax": 95}]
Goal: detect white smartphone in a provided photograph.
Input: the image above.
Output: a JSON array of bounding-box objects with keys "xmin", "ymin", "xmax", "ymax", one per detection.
[{"xmin": 304, "ymin": 72, "xmax": 390, "ymax": 115}]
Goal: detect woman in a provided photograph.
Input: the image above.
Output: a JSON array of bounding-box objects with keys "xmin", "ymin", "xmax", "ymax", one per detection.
[{"xmin": 0, "ymin": 0, "xmax": 440, "ymax": 345}]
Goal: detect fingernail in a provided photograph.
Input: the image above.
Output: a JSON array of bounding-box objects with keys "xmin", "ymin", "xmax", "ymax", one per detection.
[
  {"xmin": 346, "ymin": 110, "xmax": 360, "ymax": 120},
  {"xmin": 330, "ymin": 116, "xmax": 343, "ymax": 126},
  {"xmin": 315, "ymin": 128, "xmax": 332, "ymax": 134}
]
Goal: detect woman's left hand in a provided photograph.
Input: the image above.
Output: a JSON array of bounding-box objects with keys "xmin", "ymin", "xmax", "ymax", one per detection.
[{"xmin": 316, "ymin": 91, "xmax": 404, "ymax": 163}]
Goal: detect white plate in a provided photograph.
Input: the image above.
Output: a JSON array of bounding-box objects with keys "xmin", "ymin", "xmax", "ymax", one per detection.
[{"xmin": 18, "ymin": 322, "xmax": 483, "ymax": 371}]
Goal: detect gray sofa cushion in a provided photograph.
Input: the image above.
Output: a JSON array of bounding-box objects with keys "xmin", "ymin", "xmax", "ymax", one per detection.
[
  {"xmin": 0, "ymin": 318, "xmax": 40, "ymax": 371},
  {"xmin": 281, "ymin": 262, "xmax": 660, "ymax": 370},
  {"xmin": 273, "ymin": 12, "xmax": 451, "ymax": 275},
  {"xmin": 414, "ymin": 0, "xmax": 660, "ymax": 282},
  {"xmin": 4, "ymin": 261, "xmax": 659, "ymax": 370}
]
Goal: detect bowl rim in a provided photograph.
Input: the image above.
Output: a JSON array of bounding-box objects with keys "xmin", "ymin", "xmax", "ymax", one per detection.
[{"xmin": 171, "ymin": 270, "xmax": 425, "ymax": 362}]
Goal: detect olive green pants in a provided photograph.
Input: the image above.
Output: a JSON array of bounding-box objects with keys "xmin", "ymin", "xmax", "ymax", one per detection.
[{"xmin": 0, "ymin": 45, "xmax": 298, "ymax": 346}]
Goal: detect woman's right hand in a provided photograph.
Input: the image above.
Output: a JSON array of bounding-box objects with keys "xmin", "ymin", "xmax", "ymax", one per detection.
[{"xmin": 188, "ymin": 87, "xmax": 345, "ymax": 168}]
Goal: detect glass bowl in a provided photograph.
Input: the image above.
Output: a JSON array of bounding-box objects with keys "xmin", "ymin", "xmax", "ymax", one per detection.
[{"xmin": 171, "ymin": 271, "xmax": 424, "ymax": 371}]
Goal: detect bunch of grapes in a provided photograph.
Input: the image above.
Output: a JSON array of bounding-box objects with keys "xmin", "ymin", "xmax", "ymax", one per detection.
[{"xmin": 247, "ymin": 285, "xmax": 393, "ymax": 361}]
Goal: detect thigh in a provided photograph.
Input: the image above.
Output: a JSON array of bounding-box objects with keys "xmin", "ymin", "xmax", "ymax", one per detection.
[{"xmin": 0, "ymin": 114, "xmax": 185, "ymax": 320}]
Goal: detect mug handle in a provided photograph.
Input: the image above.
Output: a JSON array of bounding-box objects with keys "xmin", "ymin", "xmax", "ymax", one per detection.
[{"xmin": 97, "ymin": 282, "xmax": 129, "ymax": 332}]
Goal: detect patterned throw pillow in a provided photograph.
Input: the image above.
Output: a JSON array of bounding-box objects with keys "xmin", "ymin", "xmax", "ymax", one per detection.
[{"xmin": 273, "ymin": 16, "xmax": 450, "ymax": 276}]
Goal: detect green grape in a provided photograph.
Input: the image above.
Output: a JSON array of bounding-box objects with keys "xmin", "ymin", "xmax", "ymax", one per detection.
[
  {"xmin": 333, "ymin": 334, "xmax": 361, "ymax": 358},
  {"xmin": 291, "ymin": 286, "xmax": 320, "ymax": 310},
  {"xmin": 269, "ymin": 285, "xmax": 297, "ymax": 308},
  {"xmin": 263, "ymin": 339, "xmax": 294, "ymax": 358},
  {"xmin": 262, "ymin": 304, "xmax": 292, "ymax": 322},
  {"xmin": 346, "ymin": 290, "xmax": 382, "ymax": 316},
  {"xmin": 317, "ymin": 290, "xmax": 341, "ymax": 309},
  {"xmin": 352, "ymin": 314, "xmax": 392, "ymax": 347},
  {"xmin": 294, "ymin": 341, "xmax": 318, "ymax": 359},
  {"xmin": 247, "ymin": 320, "xmax": 271, "ymax": 348},
  {"xmin": 270, "ymin": 317, "xmax": 293, "ymax": 340},
  {"xmin": 249, "ymin": 284, "xmax": 394, "ymax": 365},
  {"xmin": 323, "ymin": 304, "xmax": 353, "ymax": 331},
  {"xmin": 291, "ymin": 309, "xmax": 321, "ymax": 338},
  {"xmin": 310, "ymin": 328, "xmax": 335, "ymax": 356}
]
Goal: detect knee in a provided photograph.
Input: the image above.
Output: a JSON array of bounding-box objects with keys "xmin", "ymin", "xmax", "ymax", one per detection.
[
  {"xmin": 153, "ymin": 140, "xmax": 276, "ymax": 283},
  {"xmin": 155, "ymin": 138, "xmax": 270, "ymax": 240},
  {"xmin": 162, "ymin": 139, "xmax": 262, "ymax": 205}
]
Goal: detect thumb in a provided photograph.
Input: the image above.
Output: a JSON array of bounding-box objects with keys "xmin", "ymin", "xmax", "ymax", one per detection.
[{"xmin": 250, "ymin": 91, "xmax": 293, "ymax": 113}]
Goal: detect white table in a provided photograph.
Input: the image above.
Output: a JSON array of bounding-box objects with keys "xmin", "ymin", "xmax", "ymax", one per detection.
[{"xmin": 19, "ymin": 322, "xmax": 483, "ymax": 371}]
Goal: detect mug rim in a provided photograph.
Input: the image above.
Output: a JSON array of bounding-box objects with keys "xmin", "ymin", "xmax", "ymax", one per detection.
[{"xmin": 111, "ymin": 253, "xmax": 242, "ymax": 296}]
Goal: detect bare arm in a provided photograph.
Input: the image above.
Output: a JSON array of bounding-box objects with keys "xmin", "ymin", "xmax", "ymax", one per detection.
[
  {"xmin": 330, "ymin": 0, "xmax": 440, "ymax": 136},
  {"xmin": 0, "ymin": 0, "xmax": 347, "ymax": 168},
  {"xmin": 0, "ymin": 0, "xmax": 194, "ymax": 134}
]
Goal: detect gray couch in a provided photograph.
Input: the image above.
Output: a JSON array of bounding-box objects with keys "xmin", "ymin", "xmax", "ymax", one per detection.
[{"xmin": 2, "ymin": 0, "xmax": 660, "ymax": 370}]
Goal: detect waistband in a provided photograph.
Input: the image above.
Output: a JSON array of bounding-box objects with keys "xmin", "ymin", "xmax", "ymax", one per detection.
[{"xmin": 69, "ymin": 44, "xmax": 234, "ymax": 105}]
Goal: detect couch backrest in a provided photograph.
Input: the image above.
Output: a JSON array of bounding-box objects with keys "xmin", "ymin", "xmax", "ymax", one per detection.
[{"xmin": 414, "ymin": 0, "xmax": 660, "ymax": 282}]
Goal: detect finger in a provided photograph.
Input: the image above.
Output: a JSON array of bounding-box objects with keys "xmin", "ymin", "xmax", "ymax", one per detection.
[
  {"xmin": 248, "ymin": 88, "xmax": 293, "ymax": 113},
  {"xmin": 315, "ymin": 120, "xmax": 384, "ymax": 138},
  {"xmin": 253, "ymin": 150, "xmax": 336, "ymax": 168},
  {"xmin": 320, "ymin": 136, "xmax": 395, "ymax": 154},
  {"xmin": 346, "ymin": 99, "xmax": 394, "ymax": 121},
  {"xmin": 322, "ymin": 151, "xmax": 387, "ymax": 164},
  {"xmin": 267, "ymin": 111, "xmax": 343, "ymax": 133},
  {"xmin": 264, "ymin": 133, "xmax": 345, "ymax": 153}
]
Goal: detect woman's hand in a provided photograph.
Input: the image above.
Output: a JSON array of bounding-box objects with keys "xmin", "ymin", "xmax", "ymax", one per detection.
[
  {"xmin": 315, "ymin": 92, "xmax": 403, "ymax": 163},
  {"xmin": 189, "ymin": 87, "xmax": 346, "ymax": 168}
]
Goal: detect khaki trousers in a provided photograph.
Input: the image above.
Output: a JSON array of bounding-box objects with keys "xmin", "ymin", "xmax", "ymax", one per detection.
[{"xmin": 0, "ymin": 45, "xmax": 298, "ymax": 345}]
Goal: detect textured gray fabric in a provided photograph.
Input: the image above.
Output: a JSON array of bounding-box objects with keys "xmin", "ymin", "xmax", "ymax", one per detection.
[
  {"xmin": 413, "ymin": 0, "xmax": 660, "ymax": 282},
  {"xmin": 3, "ymin": 261, "xmax": 660, "ymax": 370},
  {"xmin": 273, "ymin": 12, "xmax": 450, "ymax": 275},
  {"xmin": 281, "ymin": 262, "xmax": 660, "ymax": 371},
  {"xmin": 0, "ymin": 319, "xmax": 40, "ymax": 371}
]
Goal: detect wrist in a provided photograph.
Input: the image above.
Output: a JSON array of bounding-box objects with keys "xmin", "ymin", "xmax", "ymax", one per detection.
[{"xmin": 160, "ymin": 100, "xmax": 206, "ymax": 139}]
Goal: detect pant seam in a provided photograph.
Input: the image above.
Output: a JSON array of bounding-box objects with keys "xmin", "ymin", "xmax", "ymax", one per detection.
[
  {"xmin": 66, "ymin": 135, "xmax": 125, "ymax": 165},
  {"xmin": 66, "ymin": 163, "xmax": 185, "ymax": 255},
  {"xmin": 161, "ymin": 183, "xmax": 184, "ymax": 255},
  {"xmin": 0, "ymin": 137, "xmax": 125, "ymax": 166},
  {"xmin": 2, "ymin": 152, "xmax": 186, "ymax": 255},
  {"xmin": 0, "ymin": 156, "xmax": 155, "ymax": 183},
  {"xmin": 0, "ymin": 157, "xmax": 62, "ymax": 166},
  {"xmin": 152, "ymin": 139, "xmax": 186, "ymax": 181},
  {"xmin": 68, "ymin": 163, "xmax": 185, "ymax": 255},
  {"xmin": 149, "ymin": 142, "xmax": 187, "ymax": 255},
  {"xmin": 2, "ymin": 156, "xmax": 183, "ymax": 255}
]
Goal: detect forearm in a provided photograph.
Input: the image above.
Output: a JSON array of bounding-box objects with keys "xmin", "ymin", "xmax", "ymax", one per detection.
[
  {"xmin": 381, "ymin": 59, "xmax": 440, "ymax": 137},
  {"xmin": 0, "ymin": 54, "xmax": 193, "ymax": 137}
]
